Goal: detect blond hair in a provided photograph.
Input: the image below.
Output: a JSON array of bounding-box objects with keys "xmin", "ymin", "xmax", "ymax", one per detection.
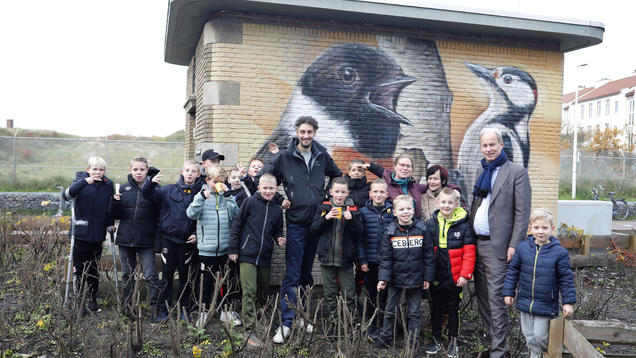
[
  {"xmin": 259, "ymin": 173, "xmax": 277, "ymax": 185},
  {"xmin": 130, "ymin": 156, "xmax": 148, "ymax": 168},
  {"xmin": 529, "ymin": 208, "xmax": 554, "ymax": 225},
  {"xmin": 393, "ymin": 194, "xmax": 414, "ymax": 208},
  {"xmin": 87, "ymin": 156, "xmax": 107, "ymax": 169},
  {"xmin": 206, "ymin": 166, "xmax": 227, "ymax": 181},
  {"xmin": 182, "ymin": 159, "xmax": 199, "ymax": 170},
  {"xmin": 370, "ymin": 178, "xmax": 387, "ymax": 190}
]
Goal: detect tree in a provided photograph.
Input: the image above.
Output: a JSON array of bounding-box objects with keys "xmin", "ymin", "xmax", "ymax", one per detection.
[{"xmin": 582, "ymin": 127, "xmax": 631, "ymax": 156}]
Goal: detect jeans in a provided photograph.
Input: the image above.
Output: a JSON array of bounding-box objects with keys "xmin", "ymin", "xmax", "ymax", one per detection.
[
  {"xmin": 199, "ymin": 255, "xmax": 240, "ymax": 311},
  {"xmin": 430, "ymin": 286, "xmax": 462, "ymax": 339},
  {"xmin": 73, "ymin": 240, "xmax": 102, "ymax": 302},
  {"xmin": 157, "ymin": 240, "xmax": 196, "ymax": 313},
  {"xmin": 363, "ymin": 263, "xmax": 387, "ymax": 327},
  {"xmin": 380, "ymin": 286, "xmax": 422, "ymax": 343},
  {"xmin": 280, "ymin": 223, "xmax": 318, "ymax": 327},
  {"xmin": 118, "ymin": 246, "xmax": 161, "ymax": 312}
]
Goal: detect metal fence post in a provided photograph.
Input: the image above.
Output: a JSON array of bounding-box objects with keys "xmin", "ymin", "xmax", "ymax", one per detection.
[{"xmin": 12, "ymin": 128, "xmax": 19, "ymax": 185}]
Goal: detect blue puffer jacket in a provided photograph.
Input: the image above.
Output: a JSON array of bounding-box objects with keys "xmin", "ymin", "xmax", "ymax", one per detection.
[
  {"xmin": 142, "ymin": 174, "xmax": 203, "ymax": 244},
  {"xmin": 503, "ymin": 236, "xmax": 576, "ymax": 317},
  {"xmin": 64, "ymin": 171, "xmax": 115, "ymax": 243},
  {"xmin": 357, "ymin": 200, "xmax": 393, "ymax": 265},
  {"xmin": 186, "ymin": 184, "xmax": 238, "ymax": 257}
]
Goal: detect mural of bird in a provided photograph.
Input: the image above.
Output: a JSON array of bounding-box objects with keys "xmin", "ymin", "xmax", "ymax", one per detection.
[
  {"xmin": 256, "ymin": 43, "xmax": 416, "ymax": 161},
  {"xmin": 456, "ymin": 63, "xmax": 537, "ymax": 196}
]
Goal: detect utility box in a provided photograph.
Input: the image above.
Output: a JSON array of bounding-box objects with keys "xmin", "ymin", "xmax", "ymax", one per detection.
[{"xmin": 557, "ymin": 200, "xmax": 612, "ymax": 235}]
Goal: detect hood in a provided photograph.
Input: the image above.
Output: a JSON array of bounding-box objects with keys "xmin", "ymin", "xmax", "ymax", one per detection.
[
  {"xmin": 345, "ymin": 174, "xmax": 368, "ymax": 190},
  {"xmin": 434, "ymin": 206, "xmax": 468, "ymax": 226},
  {"xmin": 364, "ymin": 199, "xmax": 392, "ymax": 211},
  {"xmin": 527, "ymin": 235, "xmax": 560, "ymax": 249},
  {"xmin": 177, "ymin": 174, "xmax": 203, "ymax": 190}
]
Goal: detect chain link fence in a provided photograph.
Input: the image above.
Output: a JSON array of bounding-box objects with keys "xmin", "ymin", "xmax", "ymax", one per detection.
[
  {"xmin": 560, "ymin": 151, "xmax": 636, "ymax": 199},
  {"xmin": 0, "ymin": 136, "xmax": 185, "ymax": 190}
]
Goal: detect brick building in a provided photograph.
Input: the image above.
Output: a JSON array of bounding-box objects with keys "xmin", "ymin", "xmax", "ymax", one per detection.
[{"xmin": 164, "ymin": 0, "xmax": 603, "ymax": 283}]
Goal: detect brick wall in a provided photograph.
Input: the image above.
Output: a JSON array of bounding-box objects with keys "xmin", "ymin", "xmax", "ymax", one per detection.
[{"xmin": 185, "ymin": 13, "xmax": 563, "ymax": 284}]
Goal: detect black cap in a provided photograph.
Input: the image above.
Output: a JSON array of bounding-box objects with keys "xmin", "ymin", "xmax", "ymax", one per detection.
[{"xmin": 201, "ymin": 149, "xmax": 225, "ymax": 162}]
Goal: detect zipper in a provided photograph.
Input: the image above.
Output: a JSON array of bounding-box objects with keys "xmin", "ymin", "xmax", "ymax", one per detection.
[
  {"xmin": 132, "ymin": 186, "xmax": 140, "ymax": 244},
  {"xmin": 241, "ymin": 234, "xmax": 250, "ymax": 250},
  {"xmin": 256, "ymin": 201, "xmax": 269, "ymax": 266},
  {"xmin": 529, "ymin": 245, "xmax": 542, "ymax": 314},
  {"xmin": 215, "ymin": 194, "xmax": 220, "ymax": 256}
]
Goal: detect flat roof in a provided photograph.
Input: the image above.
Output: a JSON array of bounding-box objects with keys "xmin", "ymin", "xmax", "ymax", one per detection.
[{"xmin": 165, "ymin": 0, "xmax": 605, "ymax": 65}]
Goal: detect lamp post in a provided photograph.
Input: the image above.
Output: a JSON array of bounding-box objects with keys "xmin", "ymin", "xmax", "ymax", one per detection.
[{"xmin": 571, "ymin": 63, "xmax": 587, "ymax": 199}]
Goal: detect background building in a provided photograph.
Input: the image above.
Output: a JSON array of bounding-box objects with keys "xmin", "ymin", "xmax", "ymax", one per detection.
[{"xmin": 164, "ymin": 0, "xmax": 603, "ymax": 283}]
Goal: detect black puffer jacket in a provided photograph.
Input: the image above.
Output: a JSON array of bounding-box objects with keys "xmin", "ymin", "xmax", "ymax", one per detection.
[
  {"xmin": 311, "ymin": 199, "xmax": 363, "ymax": 267},
  {"xmin": 345, "ymin": 174, "xmax": 370, "ymax": 209},
  {"xmin": 63, "ymin": 171, "xmax": 115, "ymax": 243},
  {"xmin": 258, "ymin": 138, "xmax": 342, "ymax": 224},
  {"xmin": 142, "ymin": 173, "xmax": 203, "ymax": 244},
  {"xmin": 378, "ymin": 218, "xmax": 435, "ymax": 288},
  {"xmin": 228, "ymin": 192, "xmax": 284, "ymax": 267},
  {"xmin": 108, "ymin": 167, "xmax": 160, "ymax": 248}
]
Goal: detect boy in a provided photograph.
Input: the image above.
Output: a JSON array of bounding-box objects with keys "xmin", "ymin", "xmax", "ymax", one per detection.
[
  {"xmin": 424, "ymin": 187, "xmax": 475, "ymax": 357},
  {"xmin": 109, "ymin": 157, "xmax": 162, "ymax": 320},
  {"xmin": 503, "ymin": 208, "xmax": 576, "ymax": 358},
  {"xmin": 239, "ymin": 157, "xmax": 265, "ymax": 195},
  {"xmin": 226, "ymin": 168, "xmax": 250, "ymax": 207},
  {"xmin": 142, "ymin": 159, "xmax": 203, "ymax": 321},
  {"xmin": 357, "ymin": 179, "xmax": 393, "ymax": 339},
  {"xmin": 63, "ymin": 156, "xmax": 115, "ymax": 313},
  {"xmin": 311, "ymin": 177, "xmax": 362, "ymax": 330},
  {"xmin": 376, "ymin": 195, "xmax": 435, "ymax": 349},
  {"xmin": 228, "ymin": 174, "xmax": 285, "ymax": 341},
  {"xmin": 345, "ymin": 158, "xmax": 371, "ymax": 208},
  {"xmin": 186, "ymin": 166, "xmax": 241, "ymax": 327}
]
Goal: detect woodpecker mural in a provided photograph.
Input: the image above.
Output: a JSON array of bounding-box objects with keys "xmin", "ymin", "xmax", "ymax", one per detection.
[{"xmin": 456, "ymin": 63, "xmax": 537, "ymax": 196}]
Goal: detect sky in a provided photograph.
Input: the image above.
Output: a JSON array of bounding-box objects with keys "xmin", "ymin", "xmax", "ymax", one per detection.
[{"xmin": 0, "ymin": 0, "xmax": 633, "ymax": 137}]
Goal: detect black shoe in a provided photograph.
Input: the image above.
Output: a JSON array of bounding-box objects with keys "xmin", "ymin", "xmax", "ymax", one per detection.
[
  {"xmin": 87, "ymin": 300, "xmax": 102, "ymax": 313},
  {"xmin": 424, "ymin": 338, "xmax": 443, "ymax": 354},
  {"xmin": 447, "ymin": 337, "xmax": 459, "ymax": 358},
  {"xmin": 373, "ymin": 336, "xmax": 391, "ymax": 349},
  {"xmin": 366, "ymin": 324, "xmax": 380, "ymax": 340}
]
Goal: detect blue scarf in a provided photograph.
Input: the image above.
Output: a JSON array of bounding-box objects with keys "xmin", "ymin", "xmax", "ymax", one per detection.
[
  {"xmin": 391, "ymin": 173, "xmax": 410, "ymax": 195},
  {"xmin": 473, "ymin": 151, "xmax": 508, "ymax": 197}
]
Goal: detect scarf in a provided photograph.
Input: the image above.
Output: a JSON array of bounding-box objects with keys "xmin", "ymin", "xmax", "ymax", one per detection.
[
  {"xmin": 473, "ymin": 150, "xmax": 508, "ymax": 197},
  {"xmin": 391, "ymin": 173, "xmax": 410, "ymax": 195}
]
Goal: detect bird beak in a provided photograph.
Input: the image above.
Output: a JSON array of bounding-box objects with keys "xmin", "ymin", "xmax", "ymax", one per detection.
[
  {"xmin": 368, "ymin": 75, "xmax": 417, "ymax": 126},
  {"xmin": 464, "ymin": 63, "xmax": 496, "ymax": 84}
]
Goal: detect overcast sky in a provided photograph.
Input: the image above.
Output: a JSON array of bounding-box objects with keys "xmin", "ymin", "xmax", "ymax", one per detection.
[{"xmin": 0, "ymin": 0, "xmax": 632, "ymax": 137}]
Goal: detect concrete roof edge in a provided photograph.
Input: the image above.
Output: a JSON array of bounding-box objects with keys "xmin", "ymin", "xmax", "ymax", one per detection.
[{"xmin": 164, "ymin": 0, "xmax": 605, "ymax": 65}]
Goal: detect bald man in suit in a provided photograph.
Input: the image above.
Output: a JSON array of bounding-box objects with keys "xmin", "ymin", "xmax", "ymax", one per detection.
[{"xmin": 469, "ymin": 127, "xmax": 531, "ymax": 358}]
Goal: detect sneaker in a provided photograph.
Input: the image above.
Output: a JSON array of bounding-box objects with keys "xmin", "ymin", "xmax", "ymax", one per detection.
[
  {"xmin": 424, "ymin": 338, "xmax": 443, "ymax": 354},
  {"xmin": 298, "ymin": 318, "xmax": 314, "ymax": 334},
  {"xmin": 86, "ymin": 300, "xmax": 102, "ymax": 313},
  {"xmin": 196, "ymin": 312, "xmax": 208, "ymax": 328},
  {"xmin": 272, "ymin": 325, "xmax": 291, "ymax": 344},
  {"xmin": 366, "ymin": 324, "xmax": 380, "ymax": 340},
  {"xmin": 220, "ymin": 311, "xmax": 243, "ymax": 327},
  {"xmin": 151, "ymin": 311, "xmax": 168, "ymax": 323},
  {"xmin": 373, "ymin": 336, "xmax": 391, "ymax": 349},
  {"xmin": 244, "ymin": 333, "xmax": 263, "ymax": 348},
  {"xmin": 447, "ymin": 337, "xmax": 459, "ymax": 358}
]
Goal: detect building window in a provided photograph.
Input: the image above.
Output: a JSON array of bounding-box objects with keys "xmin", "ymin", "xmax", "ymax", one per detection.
[
  {"xmin": 581, "ymin": 104, "xmax": 585, "ymax": 120},
  {"xmin": 589, "ymin": 103, "xmax": 593, "ymax": 118},
  {"xmin": 606, "ymin": 99, "xmax": 610, "ymax": 115},
  {"xmin": 596, "ymin": 101, "xmax": 601, "ymax": 117},
  {"xmin": 615, "ymin": 100, "xmax": 620, "ymax": 113}
]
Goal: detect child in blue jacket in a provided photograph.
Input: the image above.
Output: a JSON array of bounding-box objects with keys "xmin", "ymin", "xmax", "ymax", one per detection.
[
  {"xmin": 63, "ymin": 156, "xmax": 115, "ymax": 313},
  {"xmin": 503, "ymin": 208, "xmax": 576, "ymax": 358}
]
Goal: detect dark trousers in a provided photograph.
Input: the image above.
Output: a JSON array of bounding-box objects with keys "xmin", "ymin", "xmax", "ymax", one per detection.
[
  {"xmin": 380, "ymin": 286, "xmax": 422, "ymax": 343},
  {"xmin": 158, "ymin": 240, "xmax": 196, "ymax": 312},
  {"xmin": 363, "ymin": 263, "xmax": 387, "ymax": 326},
  {"xmin": 118, "ymin": 246, "xmax": 161, "ymax": 311},
  {"xmin": 73, "ymin": 240, "xmax": 102, "ymax": 302},
  {"xmin": 320, "ymin": 264, "xmax": 356, "ymax": 319},
  {"xmin": 280, "ymin": 222, "xmax": 319, "ymax": 327},
  {"xmin": 430, "ymin": 286, "xmax": 462, "ymax": 339},
  {"xmin": 199, "ymin": 254, "xmax": 240, "ymax": 311}
]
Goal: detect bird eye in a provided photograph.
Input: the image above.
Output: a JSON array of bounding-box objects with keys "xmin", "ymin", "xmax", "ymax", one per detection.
[
  {"xmin": 339, "ymin": 67, "xmax": 358, "ymax": 86},
  {"xmin": 503, "ymin": 75, "xmax": 513, "ymax": 84}
]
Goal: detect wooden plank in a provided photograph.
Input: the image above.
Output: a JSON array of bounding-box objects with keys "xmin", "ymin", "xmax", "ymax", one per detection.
[
  {"xmin": 571, "ymin": 320, "xmax": 636, "ymax": 344},
  {"xmin": 563, "ymin": 320, "xmax": 604, "ymax": 358},
  {"xmin": 588, "ymin": 235, "xmax": 629, "ymax": 249},
  {"xmin": 582, "ymin": 236, "xmax": 591, "ymax": 256},
  {"xmin": 545, "ymin": 316, "xmax": 563, "ymax": 358},
  {"xmin": 630, "ymin": 235, "xmax": 636, "ymax": 252}
]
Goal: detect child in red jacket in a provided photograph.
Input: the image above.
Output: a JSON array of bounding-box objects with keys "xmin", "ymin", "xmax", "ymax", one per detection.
[{"xmin": 424, "ymin": 187, "xmax": 476, "ymax": 357}]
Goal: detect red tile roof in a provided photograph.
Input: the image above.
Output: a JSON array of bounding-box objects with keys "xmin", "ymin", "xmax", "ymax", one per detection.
[
  {"xmin": 576, "ymin": 75, "xmax": 636, "ymax": 102},
  {"xmin": 563, "ymin": 87, "xmax": 594, "ymax": 103}
]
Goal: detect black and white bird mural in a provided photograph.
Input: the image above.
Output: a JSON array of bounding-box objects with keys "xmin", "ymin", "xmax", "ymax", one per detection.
[
  {"xmin": 255, "ymin": 43, "xmax": 416, "ymax": 161},
  {"xmin": 456, "ymin": 63, "xmax": 537, "ymax": 196}
]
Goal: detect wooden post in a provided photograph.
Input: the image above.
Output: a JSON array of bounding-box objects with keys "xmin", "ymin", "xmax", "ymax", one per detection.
[
  {"xmin": 582, "ymin": 235, "xmax": 591, "ymax": 256},
  {"xmin": 629, "ymin": 235, "xmax": 636, "ymax": 252},
  {"xmin": 563, "ymin": 320, "xmax": 604, "ymax": 357},
  {"xmin": 545, "ymin": 316, "xmax": 564, "ymax": 358}
]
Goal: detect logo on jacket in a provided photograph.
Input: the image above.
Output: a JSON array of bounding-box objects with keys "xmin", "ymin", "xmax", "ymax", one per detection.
[
  {"xmin": 390, "ymin": 235, "xmax": 423, "ymax": 248},
  {"xmin": 453, "ymin": 232, "xmax": 461, "ymax": 239}
]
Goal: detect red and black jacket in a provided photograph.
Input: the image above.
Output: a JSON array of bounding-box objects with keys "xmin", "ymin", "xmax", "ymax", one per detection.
[{"xmin": 311, "ymin": 198, "xmax": 362, "ymax": 267}]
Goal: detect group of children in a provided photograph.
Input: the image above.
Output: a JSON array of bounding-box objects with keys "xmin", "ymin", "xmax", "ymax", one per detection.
[{"xmin": 66, "ymin": 153, "xmax": 575, "ymax": 357}]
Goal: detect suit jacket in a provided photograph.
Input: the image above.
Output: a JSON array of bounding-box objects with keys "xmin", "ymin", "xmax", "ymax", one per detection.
[{"xmin": 469, "ymin": 161, "xmax": 531, "ymax": 260}]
